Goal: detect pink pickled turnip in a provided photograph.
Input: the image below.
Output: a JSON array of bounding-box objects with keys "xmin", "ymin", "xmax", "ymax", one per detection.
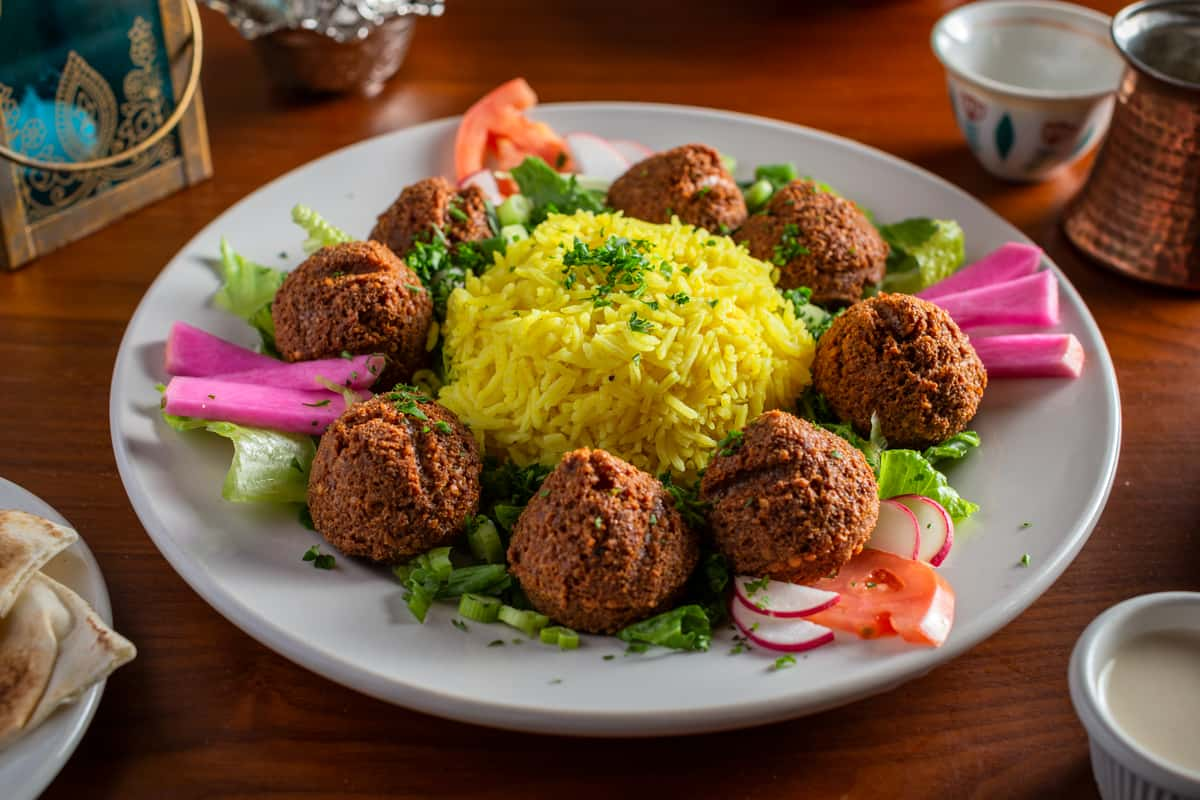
[
  {"xmin": 918, "ymin": 243, "xmax": 1042, "ymax": 300},
  {"xmin": 162, "ymin": 376, "xmax": 368, "ymax": 434},
  {"xmin": 931, "ymin": 270, "xmax": 1059, "ymax": 329},
  {"xmin": 733, "ymin": 576, "xmax": 840, "ymax": 619},
  {"xmin": 165, "ymin": 322, "xmax": 278, "ymax": 377},
  {"xmin": 214, "ymin": 354, "xmax": 385, "ymax": 391},
  {"xmin": 970, "ymin": 333, "xmax": 1085, "ymax": 379}
]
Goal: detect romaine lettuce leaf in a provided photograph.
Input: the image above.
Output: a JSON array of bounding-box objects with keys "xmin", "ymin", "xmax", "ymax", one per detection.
[
  {"xmin": 213, "ymin": 238, "xmax": 286, "ymax": 354},
  {"xmin": 877, "ymin": 448, "xmax": 979, "ymax": 522},
  {"xmin": 510, "ymin": 156, "xmax": 606, "ymax": 225},
  {"xmin": 923, "ymin": 430, "xmax": 981, "ymax": 465},
  {"xmin": 161, "ymin": 405, "xmax": 314, "ymax": 504},
  {"xmin": 291, "ymin": 204, "xmax": 352, "ymax": 254},
  {"xmin": 879, "ymin": 217, "xmax": 966, "ymax": 293},
  {"xmin": 617, "ymin": 604, "xmax": 712, "ymax": 652}
]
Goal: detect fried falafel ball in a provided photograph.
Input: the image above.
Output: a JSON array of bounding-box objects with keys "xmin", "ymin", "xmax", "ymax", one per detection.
[
  {"xmin": 813, "ymin": 293, "xmax": 987, "ymax": 450},
  {"xmin": 507, "ymin": 448, "xmax": 700, "ymax": 634},
  {"xmin": 307, "ymin": 392, "xmax": 482, "ymax": 563},
  {"xmin": 607, "ymin": 144, "xmax": 747, "ymax": 233},
  {"xmin": 734, "ymin": 180, "xmax": 888, "ymax": 306},
  {"xmin": 271, "ymin": 240, "xmax": 432, "ymax": 386},
  {"xmin": 370, "ymin": 176, "xmax": 493, "ymax": 258},
  {"xmin": 700, "ymin": 410, "xmax": 879, "ymax": 584}
]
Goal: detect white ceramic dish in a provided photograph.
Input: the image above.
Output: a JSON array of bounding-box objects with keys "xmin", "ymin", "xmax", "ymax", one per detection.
[
  {"xmin": 110, "ymin": 103, "xmax": 1121, "ymax": 736},
  {"xmin": 932, "ymin": 1, "xmax": 1125, "ymax": 181},
  {"xmin": 1070, "ymin": 592, "xmax": 1200, "ymax": 800},
  {"xmin": 0, "ymin": 477, "xmax": 111, "ymax": 799}
]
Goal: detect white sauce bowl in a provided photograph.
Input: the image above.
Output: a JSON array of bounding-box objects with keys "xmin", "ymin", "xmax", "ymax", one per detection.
[
  {"xmin": 931, "ymin": 1, "xmax": 1126, "ymax": 181},
  {"xmin": 1070, "ymin": 592, "xmax": 1200, "ymax": 800}
]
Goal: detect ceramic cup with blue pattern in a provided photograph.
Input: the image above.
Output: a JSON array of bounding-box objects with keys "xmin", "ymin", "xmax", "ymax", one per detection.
[{"xmin": 932, "ymin": 1, "xmax": 1125, "ymax": 182}]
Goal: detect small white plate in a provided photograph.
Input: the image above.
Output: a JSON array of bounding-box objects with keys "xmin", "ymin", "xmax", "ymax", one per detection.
[
  {"xmin": 0, "ymin": 477, "xmax": 112, "ymax": 800},
  {"xmin": 110, "ymin": 103, "xmax": 1121, "ymax": 736}
]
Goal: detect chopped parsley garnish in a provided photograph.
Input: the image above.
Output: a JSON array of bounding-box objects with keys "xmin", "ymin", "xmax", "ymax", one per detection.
[
  {"xmin": 1020, "ymin": 521, "xmax": 1033, "ymax": 529},
  {"xmin": 1020, "ymin": 553, "xmax": 1032, "ymax": 567},
  {"xmin": 434, "ymin": 420, "xmax": 453, "ymax": 434},
  {"xmin": 830, "ymin": 449, "xmax": 842, "ymax": 460},
  {"xmin": 643, "ymin": 300, "xmax": 660, "ymax": 311},
  {"xmin": 668, "ymin": 292, "xmax": 691, "ymax": 305},
  {"xmin": 340, "ymin": 350, "xmax": 353, "ymax": 359},
  {"xmin": 561, "ymin": 235, "xmax": 654, "ymax": 308},
  {"xmin": 717, "ymin": 429, "xmax": 745, "ymax": 456},
  {"xmin": 695, "ymin": 186, "xmax": 711, "ymax": 197},
  {"xmin": 632, "ymin": 353, "xmax": 642, "ymax": 365},
  {"xmin": 488, "ymin": 639, "xmax": 505, "ymax": 647},
  {"xmin": 447, "ymin": 205, "xmax": 469, "ymax": 223},
  {"xmin": 708, "ymin": 299, "xmax": 718, "ymax": 308},
  {"xmin": 302, "ymin": 545, "xmax": 335, "ymax": 570},
  {"xmin": 603, "ymin": 654, "xmax": 615, "ymax": 661},
  {"xmin": 301, "ymin": 399, "xmax": 332, "ymax": 408},
  {"xmin": 594, "ymin": 516, "xmax": 603, "ymax": 529},
  {"xmin": 743, "ymin": 576, "xmax": 770, "ymax": 597},
  {"xmin": 781, "ymin": 286, "xmax": 836, "ymax": 340},
  {"xmin": 773, "ymin": 654, "xmax": 797, "ymax": 671},
  {"xmin": 549, "ymin": 678, "xmax": 563, "ymax": 685},
  {"xmin": 451, "ymin": 618, "xmax": 469, "ymax": 632},
  {"xmin": 386, "ymin": 384, "xmax": 430, "ymax": 421},
  {"xmin": 659, "ymin": 471, "xmax": 708, "ymax": 530},
  {"xmin": 743, "ymin": 496, "xmax": 757, "ymax": 509},
  {"xmin": 628, "ymin": 312, "xmax": 655, "ymax": 333},
  {"xmin": 773, "ymin": 223, "xmax": 810, "ymax": 265}
]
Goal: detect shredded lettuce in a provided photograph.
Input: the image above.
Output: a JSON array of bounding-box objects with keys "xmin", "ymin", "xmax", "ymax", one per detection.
[
  {"xmin": 292, "ymin": 204, "xmax": 353, "ymax": 254},
  {"xmin": 877, "ymin": 449, "xmax": 979, "ymax": 522},
  {"xmin": 617, "ymin": 604, "xmax": 712, "ymax": 652},
  {"xmin": 510, "ymin": 156, "xmax": 606, "ymax": 225},
  {"xmin": 878, "ymin": 218, "xmax": 966, "ymax": 293},
  {"xmin": 213, "ymin": 238, "xmax": 286, "ymax": 355},
  {"xmin": 161, "ymin": 408, "xmax": 315, "ymax": 504}
]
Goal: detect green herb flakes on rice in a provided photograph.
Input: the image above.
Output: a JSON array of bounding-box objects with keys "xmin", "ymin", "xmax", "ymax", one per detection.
[{"xmin": 438, "ymin": 211, "xmax": 815, "ymax": 477}]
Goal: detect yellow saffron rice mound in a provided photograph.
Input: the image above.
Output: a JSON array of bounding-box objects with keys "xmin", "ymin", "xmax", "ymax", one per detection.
[{"xmin": 438, "ymin": 211, "xmax": 815, "ymax": 477}]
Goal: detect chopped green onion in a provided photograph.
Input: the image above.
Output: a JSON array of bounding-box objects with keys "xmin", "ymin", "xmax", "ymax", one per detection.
[
  {"xmin": 743, "ymin": 179, "xmax": 773, "ymax": 210},
  {"xmin": 539, "ymin": 626, "xmax": 581, "ymax": 650},
  {"xmin": 497, "ymin": 194, "xmax": 533, "ymax": 227},
  {"xmin": 498, "ymin": 605, "xmax": 550, "ymax": 638},
  {"xmin": 458, "ymin": 593, "xmax": 502, "ymax": 623},
  {"xmin": 719, "ymin": 153, "xmax": 737, "ymax": 175},
  {"xmin": 467, "ymin": 516, "xmax": 504, "ymax": 564},
  {"xmin": 500, "ymin": 223, "xmax": 529, "ymax": 244}
]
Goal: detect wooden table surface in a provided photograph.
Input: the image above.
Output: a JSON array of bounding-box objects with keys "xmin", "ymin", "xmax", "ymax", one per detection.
[{"xmin": 5, "ymin": 1, "xmax": 1197, "ymax": 797}]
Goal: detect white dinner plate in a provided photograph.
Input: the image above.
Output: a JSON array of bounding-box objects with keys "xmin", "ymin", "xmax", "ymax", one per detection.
[
  {"xmin": 0, "ymin": 477, "xmax": 111, "ymax": 797},
  {"xmin": 110, "ymin": 103, "xmax": 1121, "ymax": 736}
]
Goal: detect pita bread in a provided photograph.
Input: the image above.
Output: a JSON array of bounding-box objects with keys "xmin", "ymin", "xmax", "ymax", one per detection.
[
  {"xmin": 20, "ymin": 574, "xmax": 136, "ymax": 736},
  {"xmin": 0, "ymin": 574, "xmax": 136, "ymax": 750},
  {"xmin": 0, "ymin": 578, "xmax": 67, "ymax": 745},
  {"xmin": 0, "ymin": 510, "xmax": 78, "ymax": 618}
]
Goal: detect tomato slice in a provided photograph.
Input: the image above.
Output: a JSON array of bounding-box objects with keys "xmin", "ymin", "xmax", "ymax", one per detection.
[
  {"xmin": 454, "ymin": 78, "xmax": 572, "ymax": 181},
  {"xmin": 455, "ymin": 78, "xmax": 537, "ymax": 180},
  {"xmin": 806, "ymin": 549, "xmax": 956, "ymax": 647}
]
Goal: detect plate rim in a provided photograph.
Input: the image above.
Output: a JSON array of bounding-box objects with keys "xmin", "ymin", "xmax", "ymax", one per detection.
[
  {"xmin": 109, "ymin": 101, "xmax": 1122, "ymax": 736},
  {"xmin": 0, "ymin": 476, "xmax": 111, "ymax": 797}
]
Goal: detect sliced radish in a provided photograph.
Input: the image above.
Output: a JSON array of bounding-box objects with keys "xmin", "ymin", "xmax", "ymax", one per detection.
[
  {"xmin": 608, "ymin": 138, "xmax": 654, "ymax": 163},
  {"xmin": 891, "ymin": 495, "xmax": 954, "ymax": 567},
  {"xmin": 564, "ymin": 132, "xmax": 628, "ymax": 181},
  {"xmin": 733, "ymin": 576, "xmax": 839, "ymax": 619},
  {"xmin": 869, "ymin": 500, "xmax": 921, "ymax": 559},
  {"xmin": 730, "ymin": 597, "xmax": 835, "ymax": 653},
  {"xmin": 457, "ymin": 169, "xmax": 503, "ymax": 205}
]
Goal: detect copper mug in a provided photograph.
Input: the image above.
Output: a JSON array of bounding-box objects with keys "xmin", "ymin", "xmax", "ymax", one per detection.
[{"xmin": 1063, "ymin": 0, "xmax": 1200, "ymax": 289}]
